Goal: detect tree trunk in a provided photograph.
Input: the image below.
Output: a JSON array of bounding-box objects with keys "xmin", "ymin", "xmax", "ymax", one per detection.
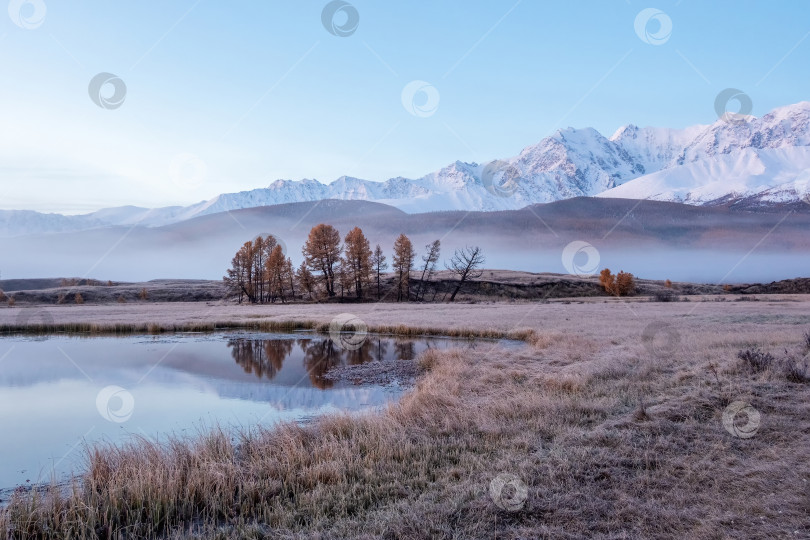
[{"xmin": 449, "ymin": 281, "xmax": 463, "ymax": 302}]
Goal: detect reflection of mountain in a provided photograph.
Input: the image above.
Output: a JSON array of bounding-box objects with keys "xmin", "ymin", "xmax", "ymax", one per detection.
[
  {"xmin": 228, "ymin": 339, "xmax": 291, "ymax": 380},
  {"xmin": 198, "ymin": 381, "xmax": 398, "ymax": 411}
]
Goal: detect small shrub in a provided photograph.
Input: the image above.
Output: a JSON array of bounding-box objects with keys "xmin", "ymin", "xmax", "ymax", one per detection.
[
  {"xmin": 418, "ymin": 349, "xmax": 441, "ymax": 371},
  {"xmin": 139, "ymin": 288, "xmax": 149, "ymax": 301},
  {"xmin": 117, "ymin": 295, "xmax": 127, "ymax": 304},
  {"xmin": 781, "ymin": 356, "xmax": 809, "ymax": 383},
  {"xmin": 633, "ymin": 398, "xmax": 650, "ymax": 422},
  {"xmin": 7, "ymin": 297, "xmax": 15, "ymax": 307},
  {"xmin": 664, "ymin": 279, "xmax": 672, "ymax": 288},
  {"xmin": 75, "ymin": 293, "xmax": 84, "ymax": 305},
  {"xmin": 0, "ymin": 289, "xmax": 6, "ymax": 302},
  {"xmin": 722, "ymin": 284, "xmax": 732, "ymax": 292},
  {"xmin": 737, "ymin": 347, "xmax": 774, "ymax": 374},
  {"xmin": 651, "ymin": 289, "xmax": 677, "ymax": 302},
  {"xmin": 56, "ymin": 293, "xmax": 66, "ymax": 304}
]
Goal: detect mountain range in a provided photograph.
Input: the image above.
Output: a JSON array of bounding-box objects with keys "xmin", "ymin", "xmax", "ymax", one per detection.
[{"xmin": 1, "ymin": 101, "xmax": 810, "ymax": 239}]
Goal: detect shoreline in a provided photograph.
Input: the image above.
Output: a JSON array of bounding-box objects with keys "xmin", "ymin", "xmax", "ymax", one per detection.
[{"xmin": 2, "ymin": 300, "xmax": 809, "ymax": 537}]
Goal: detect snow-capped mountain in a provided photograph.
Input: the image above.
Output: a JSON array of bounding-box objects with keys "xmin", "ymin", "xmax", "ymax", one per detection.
[
  {"xmin": 597, "ymin": 146, "xmax": 810, "ymax": 205},
  {"xmin": 599, "ymin": 102, "xmax": 810, "ymax": 205},
  {"xmin": 2, "ymin": 101, "xmax": 810, "ymax": 237}
]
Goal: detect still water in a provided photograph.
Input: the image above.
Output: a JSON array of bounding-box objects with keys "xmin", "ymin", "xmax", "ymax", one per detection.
[{"xmin": 0, "ymin": 331, "xmax": 493, "ymax": 491}]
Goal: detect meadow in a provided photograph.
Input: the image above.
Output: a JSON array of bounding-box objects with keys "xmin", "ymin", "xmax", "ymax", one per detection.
[{"xmin": 1, "ymin": 298, "xmax": 808, "ymax": 538}]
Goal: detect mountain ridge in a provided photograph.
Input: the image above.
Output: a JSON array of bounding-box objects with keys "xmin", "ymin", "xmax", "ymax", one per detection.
[{"xmin": 2, "ymin": 101, "xmax": 810, "ymax": 237}]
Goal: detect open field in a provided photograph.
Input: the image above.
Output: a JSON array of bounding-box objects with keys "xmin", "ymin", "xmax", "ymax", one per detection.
[
  {"xmin": 1, "ymin": 295, "xmax": 810, "ymax": 334},
  {"xmin": 2, "ymin": 270, "xmax": 810, "ymax": 309},
  {"xmin": 1, "ymin": 299, "xmax": 809, "ymax": 538}
]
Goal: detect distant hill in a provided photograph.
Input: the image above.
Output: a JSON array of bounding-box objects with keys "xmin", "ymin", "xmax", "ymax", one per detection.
[{"xmin": 0, "ymin": 198, "xmax": 807, "ymax": 283}]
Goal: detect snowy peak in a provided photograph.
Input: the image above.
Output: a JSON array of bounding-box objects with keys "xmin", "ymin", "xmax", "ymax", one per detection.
[
  {"xmin": 679, "ymin": 101, "xmax": 810, "ymax": 164},
  {"xmin": 3, "ymin": 101, "xmax": 810, "ymax": 237},
  {"xmin": 599, "ymin": 146, "xmax": 810, "ymax": 205}
]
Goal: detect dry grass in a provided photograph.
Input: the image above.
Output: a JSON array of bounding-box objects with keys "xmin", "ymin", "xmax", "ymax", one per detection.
[
  {"xmin": 0, "ymin": 318, "xmax": 530, "ymax": 343},
  {"xmin": 2, "ymin": 307, "xmax": 810, "ymax": 538}
]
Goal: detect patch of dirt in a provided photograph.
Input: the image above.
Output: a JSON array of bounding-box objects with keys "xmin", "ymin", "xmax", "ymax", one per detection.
[{"xmin": 323, "ymin": 359, "xmax": 420, "ymax": 387}]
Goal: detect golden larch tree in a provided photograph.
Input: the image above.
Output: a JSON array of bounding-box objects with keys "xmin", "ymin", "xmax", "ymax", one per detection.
[
  {"xmin": 302, "ymin": 224, "xmax": 342, "ymax": 297},
  {"xmin": 343, "ymin": 227, "xmax": 372, "ymax": 298},
  {"xmin": 265, "ymin": 244, "xmax": 288, "ymax": 303},
  {"xmin": 392, "ymin": 234, "xmax": 416, "ymax": 302}
]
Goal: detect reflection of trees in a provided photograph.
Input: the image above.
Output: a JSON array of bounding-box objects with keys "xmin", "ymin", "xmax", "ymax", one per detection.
[
  {"xmin": 228, "ymin": 339, "xmax": 291, "ymax": 380},
  {"xmin": 229, "ymin": 335, "xmax": 427, "ymax": 389},
  {"xmin": 393, "ymin": 339, "xmax": 416, "ymax": 361},
  {"xmin": 302, "ymin": 339, "xmax": 342, "ymax": 389},
  {"xmin": 370, "ymin": 338, "xmax": 389, "ymax": 363},
  {"xmin": 296, "ymin": 338, "xmax": 310, "ymax": 353},
  {"xmin": 301, "ymin": 338, "xmax": 377, "ymax": 388},
  {"xmin": 344, "ymin": 343, "xmax": 373, "ymax": 366}
]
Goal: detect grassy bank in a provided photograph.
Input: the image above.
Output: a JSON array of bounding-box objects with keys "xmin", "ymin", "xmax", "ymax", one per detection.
[
  {"xmin": 2, "ymin": 316, "xmax": 809, "ymax": 538},
  {"xmin": 0, "ymin": 318, "xmax": 533, "ymax": 341}
]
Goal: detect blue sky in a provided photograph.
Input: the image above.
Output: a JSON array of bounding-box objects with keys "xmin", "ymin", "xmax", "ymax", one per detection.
[{"xmin": 1, "ymin": 0, "xmax": 808, "ymax": 212}]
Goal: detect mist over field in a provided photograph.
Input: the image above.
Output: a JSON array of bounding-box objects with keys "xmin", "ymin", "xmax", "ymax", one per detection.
[{"xmin": 1, "ymin": 199, "xmax": 807, "ymax": 283}]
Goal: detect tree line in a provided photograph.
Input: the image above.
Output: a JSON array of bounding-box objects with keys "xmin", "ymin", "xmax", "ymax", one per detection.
[{"xmin": 223, "ymin": 224, "xmax": 485, "ymax": 303}]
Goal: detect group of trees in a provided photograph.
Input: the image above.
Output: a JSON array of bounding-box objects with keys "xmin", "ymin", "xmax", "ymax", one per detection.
[
  {"xmin": 224, "ymin": 235, "xmax": 297, "ymax": 304},
  {"xmin": 224, "ymin": 224, "xmax": 488, "ymax": 304},
  {"xmin": 223, "ymin": 225, "xmax": 644, "ymax": 304},
  {"xmin": 299, "ymin": 225, "xmax": 427, "ymax": 302}
]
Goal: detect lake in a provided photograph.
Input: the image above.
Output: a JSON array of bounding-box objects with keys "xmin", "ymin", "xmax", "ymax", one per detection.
[{"xmin": 0, "ymin": 331, "xmax": 499, "ymax": 491}]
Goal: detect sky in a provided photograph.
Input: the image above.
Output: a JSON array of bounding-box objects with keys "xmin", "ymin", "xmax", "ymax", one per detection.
[{"xmin": 1, "ymin": 0, "xmax": 808, "ymax": 213}]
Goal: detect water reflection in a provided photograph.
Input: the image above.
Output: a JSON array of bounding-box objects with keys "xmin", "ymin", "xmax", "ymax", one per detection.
[
  {"xmin": 393, "ymin": 340, "xmax": 415, "ymax": 362},
  {"xmin": 0, "ymin": 331, "xmax": 504, "ymax": 490},
  {"xmin": 229, "ymin": 339, "xmax": 290, "ymax": 379},
  {"xmin": 228, "ymin": 336, "xmax": 420, "ymax": 390}
]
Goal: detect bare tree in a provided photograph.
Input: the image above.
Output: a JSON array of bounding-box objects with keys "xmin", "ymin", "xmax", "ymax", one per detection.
[
  {"xmin": 446, "ymin": 246, "xmax": 485, "ymax": 302},
  {"xmin": 415, "ymin": 239, "xmax": 440, "ymax": 302},
  {"xmin": 370, "ymin": 244, "xmax": 388, "ymax": 300},
  {"xmin": 285, "ymin": 257, "xmax": 296, "ymax": 299}
]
